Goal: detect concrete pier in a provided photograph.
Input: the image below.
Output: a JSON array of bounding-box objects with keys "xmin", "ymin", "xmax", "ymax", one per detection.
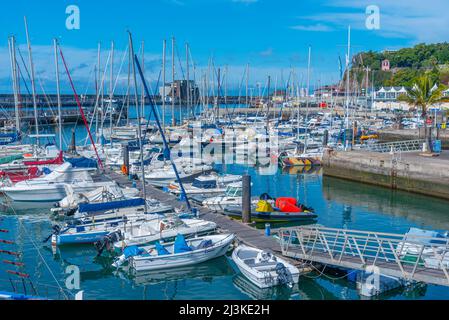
[
  {"xmin": 322, "ymin": 148, "xmax": 449, "ymax": 200},
  {"xmin": 379, "ymin": 128, "xmax": 449, "ymax": 150}
]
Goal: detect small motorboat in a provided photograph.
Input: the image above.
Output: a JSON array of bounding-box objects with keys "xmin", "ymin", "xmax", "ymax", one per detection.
[
  {"xmin": 202, "ymin": 182, "xmax": 244, "ymax": 212},
  {"xmin": 231, "ymin": 244, "xmax": 300, "ymax": 288},
  {"xmin": 223, "ymin": 196, "xmax": 317, "ymax": 223},
  {"xmin": 223, "ymin": 210, "xmax": 317, "ymax": 223},
  {"xmin": 112, "ymin": 233, "xmax": 235, "ymax": 272},
  {"xmin": 112, "ymin": 217, "xmax": 217, "ymax": 250},
  {"xmin": 396, "ymin": 227, "xmax": 449, "ymax": 257}
]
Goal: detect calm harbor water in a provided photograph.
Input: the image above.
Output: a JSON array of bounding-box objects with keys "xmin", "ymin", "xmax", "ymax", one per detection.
[{"xmin": 2, "ymin": 116, "xmax": 449, "ymax": 300}]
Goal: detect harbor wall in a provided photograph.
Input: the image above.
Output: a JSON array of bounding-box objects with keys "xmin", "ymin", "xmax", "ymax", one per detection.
[
  {"xmin": 379, "ymin": 128, "xmax": 449, "ymax": 150},
  {"xmin": 322, "ymin": 149, "xmax": 449, "ymax": 200}
]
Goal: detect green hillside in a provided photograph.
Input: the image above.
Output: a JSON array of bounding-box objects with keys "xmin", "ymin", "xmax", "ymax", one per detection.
[{"xmin": 351, "ymin": 43, "xmax": 449, "ymax": 88}]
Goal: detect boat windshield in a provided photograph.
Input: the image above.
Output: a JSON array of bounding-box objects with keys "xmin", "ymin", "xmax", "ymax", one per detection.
[{"xmin": 226, "ymin": 186, "xmax": 242, "ymax": 197}]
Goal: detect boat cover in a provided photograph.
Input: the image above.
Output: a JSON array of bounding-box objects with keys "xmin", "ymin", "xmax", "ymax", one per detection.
[
  {"xmin": 123, "ymin": 245, "xmax": 145, "ymax": 258},
  {"xmin": 78, "ymin": 198, "xmax": 145, "ymax": 213},
  {"xmin": 174, "ymin": 234, "xmax": 193, "ymax": 254},
  {"xmin": 192, "ymin": 178, "xmax": 217, "ymax": 189},
  {"xmin": 0, "ymin": 154, "xmax": 22, "ymax": 165},
  {"xmin": 23, "ymin": 151, "xmax": 63, "ymax": 166},
  {"xmin": 155, "ymin": 242, "xmax": 169, "ymax": 255},
  {"xmin": 64, "ymin": 157, "xmax": 97, "ymax": 168}
]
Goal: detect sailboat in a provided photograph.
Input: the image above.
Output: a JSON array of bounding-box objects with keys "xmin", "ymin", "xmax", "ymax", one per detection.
[
  {"xmin": 0, "ymin": 162, "xmax": 112, "ymax": 203},
  {"xmin": 278, "ymin": 47, "xmax": 323, "ymax": 167}
]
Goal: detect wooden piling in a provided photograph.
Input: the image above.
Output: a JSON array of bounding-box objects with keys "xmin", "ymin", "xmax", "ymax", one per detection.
[
  {"xmin": 242, "ymin": 174, "xmax": 251, "ymax": 224},
  {"xmin": 123, "ymin": 144, "xmax": 129, "ymax": 175}
]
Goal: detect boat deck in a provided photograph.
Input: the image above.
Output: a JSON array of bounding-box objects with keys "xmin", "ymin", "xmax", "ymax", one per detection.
[{"xmin": 104, "ymin": 168, "xmax": 310, "ymax": 270}]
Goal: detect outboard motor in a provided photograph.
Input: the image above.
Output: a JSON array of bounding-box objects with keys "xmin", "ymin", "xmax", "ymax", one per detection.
[
  {"xmin": 275, "ymin": 262, "xmax": 294, "ymax": 288},
  {"xmin": 94, "ymin": 230, "xmax": 123, "ymax": 257},
  {"xmin": 43, "ymin": 225, "xmax": 61, "ymax": 243}
]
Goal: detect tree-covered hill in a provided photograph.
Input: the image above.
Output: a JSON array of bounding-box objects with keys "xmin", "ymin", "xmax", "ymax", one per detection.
[{"xmin": 351, "ymin": 43, "xmax": 449, "ymax": 88}]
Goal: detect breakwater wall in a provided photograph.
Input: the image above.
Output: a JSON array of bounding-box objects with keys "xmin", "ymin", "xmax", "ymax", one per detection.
[{"xmin": 322, "ymin": 148, "xmax": 449, "ymax": 200}]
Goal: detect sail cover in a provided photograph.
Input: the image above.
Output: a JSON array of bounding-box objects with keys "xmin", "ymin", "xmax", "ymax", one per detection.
[{"xmin": 78, "ymin": 198, "xmax": 145, "ymax": 213}]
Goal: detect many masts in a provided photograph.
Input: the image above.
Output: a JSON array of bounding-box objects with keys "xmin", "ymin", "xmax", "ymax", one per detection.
[
  {"xmin": 24, "ymin": 16, "xmax": 39, "ymax": 144},
  {"xmin": 53, "ymin": 39, "xmax": 62, "ymax": 150},
  {"xmin": 7, "ymin": 36, "xmax": 21, "ymax": 136}
]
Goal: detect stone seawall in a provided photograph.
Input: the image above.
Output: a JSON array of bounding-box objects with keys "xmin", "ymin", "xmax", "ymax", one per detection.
[
  {"xmin": 322, "ymin": 149, "xmax": 449, "ymax": 200},
  {"xmin": 379, "ymin": 128, "xmax": 449, "ymax": 150}
]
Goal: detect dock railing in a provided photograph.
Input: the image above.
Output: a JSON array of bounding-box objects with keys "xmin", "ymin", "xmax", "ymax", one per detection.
[
  {"xmin": 279, "ymin": 226, "xmax": 449, "ymax": 286},
  {"xmin": 359, "ymin": 139, "xmax": 425, "ymax": 153}
]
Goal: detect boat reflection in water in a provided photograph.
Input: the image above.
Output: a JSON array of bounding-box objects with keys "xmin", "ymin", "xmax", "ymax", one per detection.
[
  {"xmin": 232, "ymin": 273, "xmax": 295, "ymax": 300},
  {"xmin": 118, "ymin": 256, "xmax": 234, "ymax": 286},
  {"xmin": 322, "ymin": 176, "xmax": 449, "ymax": 230},
  {"xmin": 281, "ymin": 165, "xmax": 322, "ymax": 175}
]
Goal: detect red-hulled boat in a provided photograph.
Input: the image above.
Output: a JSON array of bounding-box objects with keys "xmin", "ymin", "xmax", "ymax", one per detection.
[
  {"xmin": 0, "ymin": 167, "xmax": 41, "ymax": 183},
  {"xmin": 23, "ymin": 151, "xmax": 64, "ymax": 166}
]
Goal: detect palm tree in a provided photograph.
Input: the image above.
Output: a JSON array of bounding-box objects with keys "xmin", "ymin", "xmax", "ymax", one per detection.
[{"xmin": 397, "ymin": 74, "xmax": 449, "ymax": 152}]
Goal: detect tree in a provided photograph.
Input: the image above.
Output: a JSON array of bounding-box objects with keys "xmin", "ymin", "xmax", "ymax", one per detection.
[{"xmin": 397, "ymin": 74, "xmax": 449, "ymax": 152}]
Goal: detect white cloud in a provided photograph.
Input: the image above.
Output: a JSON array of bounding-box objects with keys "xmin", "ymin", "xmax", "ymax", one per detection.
[
  {"xmin": 294, "ymin": 0, "xmax": 449, "ymax": 43},
  {"xmin": 259, "ymin": 48, "xmax": 273, "ymax": 56},
  {"xmin": 290, "ymin": 24, "xmax": 334, "ymax": 32},
  {"xmin": 232, "ymin": 0, "xmax": 259, "ymax": 4}
]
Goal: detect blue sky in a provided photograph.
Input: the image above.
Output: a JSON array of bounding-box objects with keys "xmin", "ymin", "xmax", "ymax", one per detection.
[{"xmin": 0, "ymin": 0, "xmax": 448, "ymax": 93}]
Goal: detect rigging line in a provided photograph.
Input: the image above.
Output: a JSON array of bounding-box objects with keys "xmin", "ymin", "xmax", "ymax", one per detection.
[
  {"xmin": 4, "ymin": 205, "xmax": 69, "ymax": 299},
  {"xmin": 59, "ymin": 46, "xmax": 104, "ymax": 169},
  {"xmin": 16, "ymin": 47, "xmax": 33, "ymax": 86},
  {"xmin": 174, "ymin": 42, "xmax": 185, "ymax": 80},
  {"xmin": 15, "ymin": 61, "xmax": 32, "ymax": 96},
  {"xmin": 101, "ymin": 45, "xmax": 129, "ymax": 128},
  {"xmin": 85, "ymin": 49, "xmax": 112, "ymax": 146},
  {"xmin": 36, "ymin": 76, "xmax": 56, "ymax": 118},
  {"xmin": 143, "ymin": 69, "xmax": 162, "ymax": 141}
]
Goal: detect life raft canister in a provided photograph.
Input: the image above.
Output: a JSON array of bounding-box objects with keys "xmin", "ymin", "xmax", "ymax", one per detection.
[
  {"xmin": 278, "ymin": 201, "xmax": 302, "ymax": 213},
  {"xmin": 275, "ymin": 197, "xmax": 297, "ymax": 208}
]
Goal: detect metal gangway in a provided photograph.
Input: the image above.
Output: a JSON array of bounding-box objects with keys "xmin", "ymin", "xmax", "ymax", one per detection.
[
  {"xmin": 279, "ymin": 226, "xmax": 449, "ymax": 287},
  {"xmin": 360, "ymin": 139, "xmax": 425, "ymax": 153}
]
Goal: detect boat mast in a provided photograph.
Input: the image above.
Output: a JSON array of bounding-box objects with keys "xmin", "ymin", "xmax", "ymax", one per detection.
[
  {"xmin": 96, "ymin": 43, "xmax": 101, "ymax": 142},
  {"xmin": 217, "ymin": 67, "xmax": 220, "ymax": 122},
  {"xmin": 141, "ymin": 40, "xmax": 145, "ymax": 118},
  {"xmin": 24, "ymin": 16, "xmax": 39, "ymax": 145},
  {"xmin": 171, "ymin": 36, "xmax": 176, "ymax": 126},
  {"xmin": 109, "ymin": 40, "xmax": 114, "ymax": 147},
  {"xmin": 246, "ymin": 63, "xmax": 249, "ymax": 120},
  {"xmin": 53, "ymin": 39, "xmax": 63, "ymax": 151},
  {"xmin": 266, "ymin": 75, "xmax": 271, "ymax": 134},
  {"xmin": 344, "ymin": 25, "xmax": 351, "ymax": 150},
  {"xmin": 186, "ymin": 42, "xmax": 190, "ymax": 119},
  {"xmin": 8, "ymin": 37, "xmax": 21, "ymax": 137},
  {"xmin": 303, "ymin": 46, "xmax": 311, "ymax": 155},
  {"xmin": 162, "ymin": 39, "xmax": 166, "ymax": 131},
  {"xmin": 128, "ymin": 32, "xmax": 147, "ymax": 213}
]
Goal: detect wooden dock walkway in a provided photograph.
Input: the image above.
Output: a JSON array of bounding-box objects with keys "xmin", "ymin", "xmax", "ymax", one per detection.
[{"xmin": 103, "ymin": 168, "xmax": 309, "ymax": 269}]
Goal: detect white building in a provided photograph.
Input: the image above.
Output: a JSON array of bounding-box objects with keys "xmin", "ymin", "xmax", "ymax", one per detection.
[{"xmin": 374, "ymin": 86, "xmax": 408, "ymax": 101}]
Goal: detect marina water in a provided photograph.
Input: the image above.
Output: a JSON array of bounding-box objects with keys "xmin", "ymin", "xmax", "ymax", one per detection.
[{"xmin": 2, "ymin": 109, "xmax": 449, "ymax": 300}]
